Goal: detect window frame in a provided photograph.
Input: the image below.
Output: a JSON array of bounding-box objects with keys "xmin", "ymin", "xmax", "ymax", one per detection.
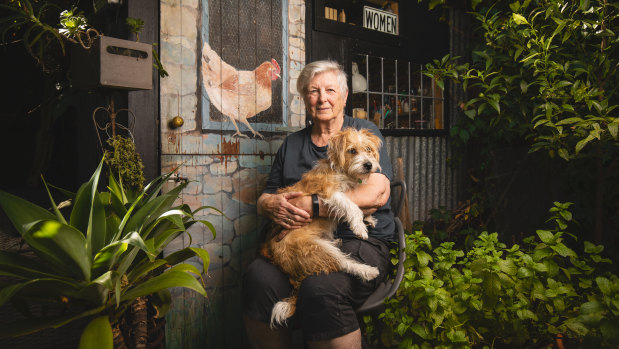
[
  {"xmin": 308, "ymin": 1, "xmax": 450, "ymax": 136},
  {"xmin": 350, "ymin": 53, "xmax": 448, "ymax": 136}
]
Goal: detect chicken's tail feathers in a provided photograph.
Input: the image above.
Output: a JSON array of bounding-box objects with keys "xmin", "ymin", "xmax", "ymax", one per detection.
[
  {"xmin": 201, "ymin": 42, "xmax": 237, "ymax": 84},
  {"xmin": 201, "ymin": 43, "xmax": 218, "ymax": 69}
]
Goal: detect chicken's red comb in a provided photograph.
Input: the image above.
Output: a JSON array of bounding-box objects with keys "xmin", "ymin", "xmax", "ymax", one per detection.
[{"xmin": 271, "ymin": 58, "xmax": 281, "ymax": 74}]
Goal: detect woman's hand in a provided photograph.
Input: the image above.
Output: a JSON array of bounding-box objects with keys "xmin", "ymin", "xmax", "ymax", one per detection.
[{"xmin": 257, "ymin": 192, "xmax": 312, "ymax": 230}]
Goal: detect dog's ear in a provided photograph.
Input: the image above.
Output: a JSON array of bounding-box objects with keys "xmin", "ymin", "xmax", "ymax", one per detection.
[
  {"xmin": 327, "ymin": 129, "xmax": 349, "ymax": 169},
  {"xmin": 360, "ymin": 129, "xmax": 382, "ymax": 152}
]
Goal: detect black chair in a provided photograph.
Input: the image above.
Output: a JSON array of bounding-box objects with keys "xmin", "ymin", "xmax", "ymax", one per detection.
[{"xmin": 355, "ymin": 179, "xmax": 407, "ymax": 315}]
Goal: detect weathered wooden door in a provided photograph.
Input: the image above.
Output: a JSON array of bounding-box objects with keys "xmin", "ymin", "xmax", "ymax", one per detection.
[{"xmin": 159, "ymin": 0, "xmax": 306, "ymax": 348}]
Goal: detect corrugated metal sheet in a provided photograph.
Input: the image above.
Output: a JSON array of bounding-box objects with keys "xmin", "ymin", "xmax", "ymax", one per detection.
[
  {"xmin": 385, "ymin": 135, "xmax": 460, "ymax": 223},
  {"xmin": 381, "ymin": 7, "xmax": 468, "ymax": 225}
]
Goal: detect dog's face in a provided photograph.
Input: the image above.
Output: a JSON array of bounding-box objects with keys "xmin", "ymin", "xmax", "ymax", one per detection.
[{"xmin": 327, "ymin": 128, "xmax": 382, "ymax": 179}]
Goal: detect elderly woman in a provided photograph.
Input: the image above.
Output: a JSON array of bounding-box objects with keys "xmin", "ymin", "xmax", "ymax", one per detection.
[{"xmin": 243, "ymin": 60, "xmax": 395, "ymax": 348}]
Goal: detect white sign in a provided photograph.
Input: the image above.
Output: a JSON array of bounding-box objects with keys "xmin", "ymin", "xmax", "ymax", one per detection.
[{"xmin": 363, "ymin": 6, "xmax": 398, "ymax": 35}]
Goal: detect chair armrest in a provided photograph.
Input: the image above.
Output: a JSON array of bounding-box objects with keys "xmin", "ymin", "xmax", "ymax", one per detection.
[{"xmin": 355, "ymin": 217, "xmax": 406, "ymax": 314}]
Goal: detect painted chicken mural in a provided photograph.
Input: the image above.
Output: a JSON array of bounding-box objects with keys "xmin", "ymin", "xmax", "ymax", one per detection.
[{"xmin": 201, "ymin": 42, "xmax": 281, "ymax": 138}]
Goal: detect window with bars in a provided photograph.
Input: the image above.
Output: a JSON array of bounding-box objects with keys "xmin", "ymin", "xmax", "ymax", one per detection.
[{"xmin": 350, "ymin": 54, "xmax": 445, "ymax": 131}]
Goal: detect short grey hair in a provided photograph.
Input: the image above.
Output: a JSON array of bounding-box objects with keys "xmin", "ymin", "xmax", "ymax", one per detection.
[{"xmin": 296, "ymin": 60, "xmax": 348, "ymax": 97}]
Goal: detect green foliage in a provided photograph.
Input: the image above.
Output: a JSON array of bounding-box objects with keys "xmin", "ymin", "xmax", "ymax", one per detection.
[
  {"xmin": 415, "ymin": 201, "xmax": 484, "ymax": 249},
  {"xmin": 1, "ymin": 1, "xmax": 165, "ymax": 79},
  {"xmin": 58, "ymin": 7, "xmax": 88, "ymax": 39},
  {"xmin": 424, "ymin": 0, "xmax": 619, "ymax": 160},
  {"xmin": 126, "ymin": 17, "xmax": 145, "ymax": 41},
  {"xmin": 0, "ymin": 0, "xmax": 66, "ymax": 69},
  {"xmin": 367, "ymin": 202, "xmax": 618, "ymax": 348},
  {"xmin": 103, "ymin": 135, "xmax": 145, "ymax": 192},
  {"xmin": 0, "ymin": 1, "xmax": 101, "ymax": 67},
  {"xmin": 125, "ymin": 17, "xmax": 169, "ymax": 77},
  {"xmin": 0, "ymin": 158, "xmax": 218, "ymax": 348},
  {"xmin": 152, "ymin": 43, "xmax": 169, "ymax": 78}
]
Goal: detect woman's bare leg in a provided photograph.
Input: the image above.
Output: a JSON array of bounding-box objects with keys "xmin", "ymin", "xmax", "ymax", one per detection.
[
  {"xmin": 244, "ymin": 316, "xmax": 291, "ymax": 349},
  {"xmin": 306, "ymin": 329, "xmax": 362, "ymax": 349}
]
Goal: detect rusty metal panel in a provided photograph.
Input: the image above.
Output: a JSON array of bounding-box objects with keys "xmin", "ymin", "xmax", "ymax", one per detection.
[
  {"xmin": 379, "ymin": 8, "xmax": 468, "ymax": 226},
  {"xmin": 385, "ymin": 135, "xmax": 461, "ymax": 224}
]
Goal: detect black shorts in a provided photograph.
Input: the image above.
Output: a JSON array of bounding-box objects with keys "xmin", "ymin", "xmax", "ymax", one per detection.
[{"xmin": 242, "ymin": 236, "xmax": 392, "ymax": 341}]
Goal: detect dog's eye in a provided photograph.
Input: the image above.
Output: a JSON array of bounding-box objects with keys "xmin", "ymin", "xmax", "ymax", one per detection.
[{"xmin": 348, "ymin": 148, "xmax": 357, "ymax": 154}]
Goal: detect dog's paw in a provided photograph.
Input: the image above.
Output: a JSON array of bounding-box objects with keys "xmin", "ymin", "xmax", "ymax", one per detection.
[
  {"xmin": 364, "ymin": 215, "xmax": 377, "ymax": 228},
  {"xmin": 358, "ymin": 265, "xmax": 380, "ymax": 281},
  {"xmin": 351, "ymin": 223, "xmax": 368, "ymax": 240}
]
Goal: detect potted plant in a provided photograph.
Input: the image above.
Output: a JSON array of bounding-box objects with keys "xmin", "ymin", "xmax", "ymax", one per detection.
[{"xmin": 0, "ymin": 158, "xmax": 217, "ymax": 348}]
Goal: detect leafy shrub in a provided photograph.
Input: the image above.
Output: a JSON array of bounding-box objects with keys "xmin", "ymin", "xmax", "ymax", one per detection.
[
  {"xmin": 415, "ymin": 201, "xmax": 484, "ymax": 250},
  {"xmin": 367, "ymin": 203, "xmax": 619, "ymax": 348},
  {"xmin": 422, "ymin": 0, "xmax": 619, "ymax": 245},
  {"xmin": 0, "ymin": 159, "xmax": 216, "ymax": 348},
  {"xmin": 426, "ymin": 0, "xmax": 619, "ymax": 159}
]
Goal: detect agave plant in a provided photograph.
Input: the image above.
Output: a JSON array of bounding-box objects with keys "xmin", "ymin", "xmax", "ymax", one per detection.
[{"xmin": 0, "ymin": 158, "xmax": 216, "ymax": 348}]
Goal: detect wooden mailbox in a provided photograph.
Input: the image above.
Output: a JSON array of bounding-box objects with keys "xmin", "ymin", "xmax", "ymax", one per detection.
[{"xmin": 71, "ymin": 36, "xmax": 152, "ymax": 90}]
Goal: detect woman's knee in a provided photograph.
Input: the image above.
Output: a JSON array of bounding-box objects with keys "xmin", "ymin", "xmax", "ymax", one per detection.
[
  {"xmin": 296, "ymin": 273, "xmax": 359, "ymax": 340},
  {"xmin": 297, "ymin": 272, "xmax": 351, "ymax": 306},
  {"xmin": 245, "ymin": 258, "xmax": 291, "ymax": 296}
]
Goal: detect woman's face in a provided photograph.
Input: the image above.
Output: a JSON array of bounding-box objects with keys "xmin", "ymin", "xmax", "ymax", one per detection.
[{"xmin": 304, "ymin": 71, "xmax": 348, "ymax": 123}]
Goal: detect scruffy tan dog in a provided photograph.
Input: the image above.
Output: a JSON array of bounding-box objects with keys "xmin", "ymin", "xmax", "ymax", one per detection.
[{"xmin": 261, "ymin": 127, "xmax": 383, "ymax": 326}]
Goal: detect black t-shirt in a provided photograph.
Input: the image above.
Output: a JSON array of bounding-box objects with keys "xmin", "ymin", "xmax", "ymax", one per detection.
[{"xmin": 264, "ymin": 116, "xmax": 395, "ymax": 241}]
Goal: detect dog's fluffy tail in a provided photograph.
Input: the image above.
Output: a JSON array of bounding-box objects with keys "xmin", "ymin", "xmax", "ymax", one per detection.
[{"xmin": 270, "ymin": 295, "xmax": 297, "ymax": 328}]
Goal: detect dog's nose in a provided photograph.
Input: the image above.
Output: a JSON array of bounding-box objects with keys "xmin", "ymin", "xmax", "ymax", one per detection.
[{"xmin": 363, "ymin": 162, "xmax": 373, "ymax": 171}]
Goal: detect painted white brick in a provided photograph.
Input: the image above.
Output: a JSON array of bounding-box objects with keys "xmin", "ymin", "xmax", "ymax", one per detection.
[
  {"xmin": 179, "ymin": 134, "xmax": 203, "ymax": 154},
  {"xmin": 210, "ymin": 161, "xmax": 239, "ymax": 175},
  {"xmin": 182, "ymin": 0, "xmax": 200, "ymax": 9},
  {"xmin": 288, "ymin": 22, "xmax": 304, "ymax": 38},
  {"xmin": 180, "ymin": 65, "xmax": 198, "ymax": 95},
  {"xmin": 179, "ymin": 6, "xmax": 199, "ymax": 43},
  {"xmin": 161, "ymin": 2, "xmax": 183, "ymax": 37},
  {"xmin": 291, "ymin": 113, "xmax": 303, "ymax": 127},
  {"xmin": 161, "ymin": 63, "xmax": 181, "ymax": 94},
  {"xmin": 288, "ymin": 0, "xmax": 304, "ymax": 7},
  {"xmin": 181, "ymin": 94, "xmax": 198, "ymax": 120},
  {"xmin": 202, "ymin": 174, "xmax": 234, "ymax": 194},
  {"xmin": 289, "ymin": 77, "xmax": 298, "ymax": 94},
  {"xmin": 289, "ymin": 37, "xmax": 303, "ymax": 49}
]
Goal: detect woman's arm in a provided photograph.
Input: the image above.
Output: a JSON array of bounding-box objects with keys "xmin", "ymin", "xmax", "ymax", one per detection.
[
  {"xmin": 257, "ymin": 191, "xmax": 312, "ymax": 229},
  {"xmin": 300, "ymin": 173, "xmax": 390, "ymax": 217},
  {"xmin": 344, "ymin": 173, "xmax": 390, "ymax": 215},
  {"xmin": 265, "ymin": 173, "xmax": 389, "ymax": 240}
]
